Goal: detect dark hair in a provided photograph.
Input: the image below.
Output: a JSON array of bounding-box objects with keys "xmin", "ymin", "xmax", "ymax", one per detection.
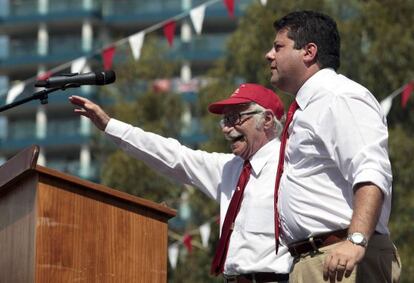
[{"xmin": 274, "ymin": 10, "xmax": 340, "ymax": 70}]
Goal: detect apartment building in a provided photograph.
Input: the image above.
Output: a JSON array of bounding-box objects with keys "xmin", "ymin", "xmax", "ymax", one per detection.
[{"xmin": 0, "ymin": 0, "xmax": 250, "ymax": 180}]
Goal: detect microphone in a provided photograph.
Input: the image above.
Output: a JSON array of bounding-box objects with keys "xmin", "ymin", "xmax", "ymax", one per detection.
[{"xmin": 35, "ymin": 70, "xmax": 116, "ymax": 88}]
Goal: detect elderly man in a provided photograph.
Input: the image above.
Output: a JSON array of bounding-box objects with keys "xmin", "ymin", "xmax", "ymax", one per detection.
[{"xmin": 69, "ymin": 83, "xmax": 293, "ymax": 283}]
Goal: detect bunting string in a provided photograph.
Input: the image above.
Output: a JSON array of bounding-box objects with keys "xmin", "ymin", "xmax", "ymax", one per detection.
[
  {"xmin": 380, "ymin": 82, "xmax": 413, "ymax": 116},
  {"xmin": 167, "ymin": 215, "xmax": 218, "ymax": 269},
  {"xmin": 2, "ymin": 0, "xmax": 232, "ymax": 102},
  {"xmin": 2, "ymin": 0, "xmax": 411, "ymax": 116}
]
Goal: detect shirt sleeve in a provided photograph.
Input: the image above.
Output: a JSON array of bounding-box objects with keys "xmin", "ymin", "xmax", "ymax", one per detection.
[
  {"xmin": 104, "ymin": 118, "xmax": 233, "ymax": 201},
  {"xmin": 315, "ymin": 91, "xmax": 392, "ymax": 196}
]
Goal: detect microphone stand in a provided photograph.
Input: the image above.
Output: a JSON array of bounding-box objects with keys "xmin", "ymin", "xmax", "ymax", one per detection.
[{"xmin": 0, "ymin": 85, "xmax": 78, "ymax": 113}]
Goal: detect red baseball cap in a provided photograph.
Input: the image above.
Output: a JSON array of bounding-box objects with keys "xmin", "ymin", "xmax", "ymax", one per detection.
[{"xmin": 208, "ymin": 83, "xmax": 284, "ymax": 119}]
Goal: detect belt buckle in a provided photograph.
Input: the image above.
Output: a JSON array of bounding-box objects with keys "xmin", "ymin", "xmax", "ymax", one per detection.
[
  {"xmin": 309, "ymin": 236, "xmax": 319, "ymax": 251},
  {"xmin": 308, "ymin": 236, "xmax": 323, "ymax": 255},
  {"xmin": 223, "ymin": 274, "xmax": 238, "ymax": 283}
]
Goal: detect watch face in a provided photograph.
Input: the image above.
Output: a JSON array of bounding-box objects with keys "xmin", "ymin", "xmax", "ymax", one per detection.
[{"xmin": 352, "ymin": 233, "xmax": 364, "ymax": 243}]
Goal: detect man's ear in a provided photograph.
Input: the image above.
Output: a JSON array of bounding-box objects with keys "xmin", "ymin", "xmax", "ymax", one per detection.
[
  {"xmin": 303, "ymin": 43, "xmax": 318, "ymax": 64},
  {"xmin": 263, "ymin": 111, "xmax": 275, "ymax": 130}
]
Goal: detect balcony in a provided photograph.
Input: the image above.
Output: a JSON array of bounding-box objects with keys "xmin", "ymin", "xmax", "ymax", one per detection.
[
  {"xmin": 0, "ymin": 36, "xmax": 96, "ymax": 70},
  {"xmin": 0, "ymin": 0, "xmax": 100, "ymax": 25},
  {"xmin": 0, "ymin": 117, "xmax": 91, "ymax": 151},
  {"xmin": 47, "ymin": 159, "xmax": 99, "ymax": 181},
  {"xmin": 102, "ymin": 0, "xmax": 183, "ymax": 23},
  {"xmin": 102, "ymin": 0, "xmax": 249, "ymax": 26},
  {"xmin": 167, "ymin": 34, "xmax": 228, "ymax": 61}
]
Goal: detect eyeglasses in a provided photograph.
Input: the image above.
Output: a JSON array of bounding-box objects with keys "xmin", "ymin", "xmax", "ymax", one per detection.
[{"xmin": 219, "ymin": 110, "xmax": 263, "ymax": 128}]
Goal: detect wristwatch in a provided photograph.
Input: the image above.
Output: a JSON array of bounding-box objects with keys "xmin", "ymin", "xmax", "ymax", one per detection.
[{"xmin": 347, "ymin": 232, "xmax": 368, "ymax": 247}]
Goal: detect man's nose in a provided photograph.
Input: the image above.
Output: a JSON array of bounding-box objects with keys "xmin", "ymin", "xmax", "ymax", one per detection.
[
  {"xmin": 221, "ymin": 124, "xmax": 233, "ymax": 134},
  {"xmin": 265, "ymin": 48, "xmax": 275, "ymax": 61}
]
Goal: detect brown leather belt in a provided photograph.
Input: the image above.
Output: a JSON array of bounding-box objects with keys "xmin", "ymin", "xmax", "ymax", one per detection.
[
  {"xmin": 288, "ymin": 229, "xmax": 348, "ymax": 257},
  {"xmin": 223, "ymin": 272, "xmax": 289, "ymax": 283}
]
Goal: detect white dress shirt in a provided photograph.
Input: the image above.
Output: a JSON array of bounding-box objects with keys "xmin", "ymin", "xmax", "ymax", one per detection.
[
  {"xmin": 279, "ymin": 68, "xmax": 393, "ymax": 244},
  {"xmin": 105, "ymin": 119, "xmax": 293, "ymax": 275}
]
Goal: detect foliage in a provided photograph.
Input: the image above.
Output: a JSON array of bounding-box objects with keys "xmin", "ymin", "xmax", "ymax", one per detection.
[{"xmin": 388, "ymin": 126, "xmax": 414, "ymax": 280}]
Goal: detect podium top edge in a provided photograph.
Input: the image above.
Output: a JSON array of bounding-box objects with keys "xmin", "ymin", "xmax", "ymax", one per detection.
[
  {"xmin": 0, "ymin": 145, "xmax": 39, "ymax": 189},
  {"xmin": 35, "ymin": 165, "xmax": 176, "ymax": 219}
]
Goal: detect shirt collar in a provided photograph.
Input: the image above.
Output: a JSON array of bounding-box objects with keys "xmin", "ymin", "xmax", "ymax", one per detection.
[
  {"xmin": 248, "ymin": 138, "xmax": 279, "ymax": 176},
  {"xmin": 295, "ymin": 68, "xmax": 336, "ymax": 110}
]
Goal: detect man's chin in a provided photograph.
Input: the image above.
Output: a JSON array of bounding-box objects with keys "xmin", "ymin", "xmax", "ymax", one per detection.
[
  {"xmin": 231, "ymin": 141, "xmax": 247, "ymax": 157},
  {"xmin": 270, "ymin": 76, "xmax": 279, "ymax": 87}
]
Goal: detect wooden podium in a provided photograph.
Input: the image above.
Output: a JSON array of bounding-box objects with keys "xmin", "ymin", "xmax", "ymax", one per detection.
[{"xmin": 0, "ymin": 145, "xmax": 176, "ymax": 283}]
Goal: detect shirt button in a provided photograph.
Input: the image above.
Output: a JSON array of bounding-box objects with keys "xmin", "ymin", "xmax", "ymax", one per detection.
[{"xmin": 237, "ymin": 186, "xmax": 240, "ymax": 191}]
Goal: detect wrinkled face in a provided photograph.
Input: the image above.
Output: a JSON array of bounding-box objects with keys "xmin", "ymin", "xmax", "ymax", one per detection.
[
  {"xmin": 220, "ymin": 104, "xmax": 268, "ymax": 160},
  {"xmin": 265, "ymin": 29, "xmax": 304, "ymax": 94}
]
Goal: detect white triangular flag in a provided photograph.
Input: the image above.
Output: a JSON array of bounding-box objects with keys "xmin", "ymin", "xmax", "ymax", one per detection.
[
  {"xmin": 83, "ymin": 64, "xmax": 92, "ymax": 73},
  {"xmin": 128, "ymin": 32, "xmax": 145, "ymax": 61},
  {"xmin": 199, "ymin": 222, "xmax": 211, "ymax": 248},
  {"xmin": 168, "ymin": 243, "xmax": 179, "ymax": 269},
  {"xmin": 71, "ymin": 57, "xmax": 87, "ymax": 73},
  {"xmin": 190, "ymin": 5, "xmax": 206, "ymax": 35},
  {"xmin": 380, "ymin": 95, "xmax": 393, "ymax": 116},
  {"xmin": 260, "ymin": 0, "xmax": 267, "ymax": 5},
  {"xmin": 6, "ymin": 82, "xmax": 25, "ymax": 104}
]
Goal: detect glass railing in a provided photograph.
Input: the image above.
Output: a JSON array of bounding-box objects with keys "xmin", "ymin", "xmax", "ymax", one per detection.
[
  {"xmin": 167, "ymin": 34, "xmax": 228, "ymax": 60},
  {"xmin": 47, "ymin": 159, "xmax": 99, "ymax": 180},
  {"xmin": 8, "ymin": 38, "xmax": 38, "ymax": 57},
  {"xmin": 7, "ymin": 120, "xmax": 36, "ymax": 140},
  {"xmin": 2, "ymin": 36, "xmax": 98, "ymax": 61},
  {"xmin": 47, "ymin": 119, "xmax": 81, "ymax": 137},
  {"xmin": 4, "ymin": 118, "xmax": 88, "ymax": 142},
  {"xmin": 7, "ymin": 0, "xmax": 97, "ymax": 17},
  {"xmin": 193, "ymin": 0, "xmax": 252, "ymax": 7},
  {"xmin": 103, "ymin": 0, "xmax": 182, "ymax": 15},
  {"xmin": 49, "ymin": 36, "xmax": 84, "ymax": 55},
  {"xmin": 103, "ymin": 0, "xmax": 251, "ymax": 16},
  {"xmin": 7, "ymin": 0, "xmax": 37, "ymax": 16}
]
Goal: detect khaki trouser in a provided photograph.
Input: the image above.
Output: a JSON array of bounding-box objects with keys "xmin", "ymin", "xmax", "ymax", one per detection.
[{"xmin": 289, "ymin": 234, "xmax": 401, "ymax": 283}]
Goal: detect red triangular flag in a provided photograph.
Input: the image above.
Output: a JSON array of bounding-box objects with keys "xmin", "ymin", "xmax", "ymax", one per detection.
[
  {"xmin": 223, "ymin": 0, "xmax": 234, "ymax": 18},
  {"xmin": 102, "ymin": 46, "xmax": 116, "ymax": 70},
  {"xmin": 163, "ymin": 20, "xmax": 176, "ymax": 47},
  {"xmin": 182, "ymin": 233, "xmax": 192, "ymax": 253},
  {"xmin": 37, "ymin": 71, "xmax": 52, "ymax": 81},
  {"xmin": 401, "ymin": 82, "xmax": 414, "ymax": 108}
]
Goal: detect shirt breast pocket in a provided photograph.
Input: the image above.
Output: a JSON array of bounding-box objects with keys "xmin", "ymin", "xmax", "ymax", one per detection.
[
  {"xmin": 244, "ymin": 202, "xmax": 275, "ymax": 234},
  {"xmin": 286, "ymin": 130, "xmax": 315, "ymax": 163}
]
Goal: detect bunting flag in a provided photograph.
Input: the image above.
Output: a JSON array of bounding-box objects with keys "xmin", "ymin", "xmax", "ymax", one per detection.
[
  {"xmin": 0, "ymin": 0, "xmax": 234, "ymax": 99},
  {"xmin": 163, "ymin": 20, "xmax": 177, "ymax": 47},
  {"xmin": 260, "ymin": 0, "xmax": 267, "ymax": 5},
  {"xmin": 6, "ymin": 82, "xmax": 25, "ymax": 104},
  {"xmin": 190, "ymin": 5, "xmax": 206, "ymax": 35},
  {"xmin": 401, "ymin": 82, "xmax": 414, "ymax": 108},
  {"xmin": 223, "ymin": 0, "xmax": 235, "ymax": 18},
  {"xmin": 102, "ymin": 46, "xmax": 116, "ymax": 70},
  {"xmin": 380, "ymin": 95, "xmax": 394, "ymax": 116},
  {"xmin": 37, "ymin": 71, "xmax": 52, "ymax": 81},
  {"xmin": 128, "ymin": 32, "xmax": 145, "ymax": 61},
  {"xmin": 71, "ymin": 57, "xmax": 87, "ymax": 73},
  {"xmin": 182, "ymin": 233, "xmax": 193, "ymax": 253},
  {"xmin": 199, "ymin": 222, "xmax": 211, "ymax": 248},
  {"xmin": 83, "ymin": 64, "xmax": 92, "ymax": 73},
  {"xmin": 168, "ymin": 243, "xmax": 179, "ymax": 269}
]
